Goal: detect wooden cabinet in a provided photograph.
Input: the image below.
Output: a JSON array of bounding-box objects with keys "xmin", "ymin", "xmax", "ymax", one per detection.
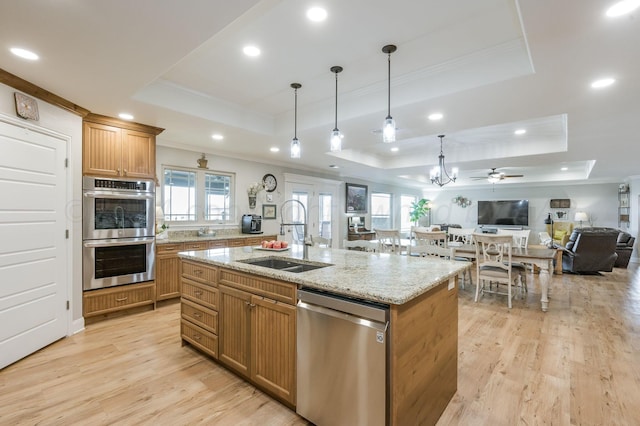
[
  {"xmin": 182, "ymin": 261, "xmax": 296, "ymax": 407},
  {"xmin": 156, "ymin": 243, "xmax": 183, "ymax": 300},
  {"xmin": 82, "ymin": 114, "xmax": 163, "ymax": 179},
  {"xmin": 180, "ymin": 262, "xmax": 219, "ymax": 359},
  {"xmin": 156, "ymin": 236, "xmax": 276, "ymax": 302},
  {"xmin": 83, "ymin": 281, "xmax": 156, "ymax": 318},
  {"xmin": 348, "ymin": 231, "xmax": 376, "ymax": 241}
]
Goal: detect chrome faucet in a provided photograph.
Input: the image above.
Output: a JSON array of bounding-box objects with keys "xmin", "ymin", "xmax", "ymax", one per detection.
[{"xmin": 280, "ymin": 199, "xmax": 311, "ymax": 260}]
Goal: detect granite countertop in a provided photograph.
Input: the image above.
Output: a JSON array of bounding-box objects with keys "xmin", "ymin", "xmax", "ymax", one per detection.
[
  {"xmin": 178, "ymin": 245, "xmax": 470, "ymax": 305},
  {"xmin": 157, "ymin": 232, "xmax": 274, "ymax": 244}
]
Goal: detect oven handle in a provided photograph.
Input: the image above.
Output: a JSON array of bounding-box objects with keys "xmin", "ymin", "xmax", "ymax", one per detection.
[
  {"xmin": 83, "ymin": 191, "xmax": 154, "ymax": 200},
  {"xmin": 83, "ymin": 238, "xmax": 154, "ymax": 248}
]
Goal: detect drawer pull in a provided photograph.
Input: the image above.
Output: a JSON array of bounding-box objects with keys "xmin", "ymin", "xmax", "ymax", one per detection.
[
  {"xmin": 115, "ymin": 297, "xmax": 128, "ymax": 302},
  {"xmin": 194, "ymin": 290, "xmax": 203, "ymax": 296},
  {"xmin": 193, "ymin": 312, "xmax": 202, "ymax": 318},
  {"xmin": 194, "ymin": 269, "xmax": 203, "ymax": 274},
  {"xmin": 194, "ymin": 334, "xmax": 201, "ymax": 341}
]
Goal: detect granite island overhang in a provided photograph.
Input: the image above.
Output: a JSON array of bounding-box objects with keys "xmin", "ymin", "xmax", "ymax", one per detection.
[{"xmin": 178, "ymin": 245, "xmax": 470, "ymax": 425}]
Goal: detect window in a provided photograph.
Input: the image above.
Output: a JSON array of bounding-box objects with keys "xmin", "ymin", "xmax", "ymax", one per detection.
[
  {"xmin": 163, "ymin": 166, "xmax": 235, "ymax": 223},
  {"xmin": 371, "ymin": 192, "xmax": 392, "ymax": 229},
  {"xmin": 400, "ymin": 195, "xmax": 416, "ymax": 233},
  {"xmin": 318, "ymin": 193, "xmax": 332, "ymax": 238}
]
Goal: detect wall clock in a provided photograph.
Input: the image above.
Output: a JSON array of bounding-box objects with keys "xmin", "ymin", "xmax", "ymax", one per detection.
[
  {"xmin": 262, "ymin": 173, "xmax": 277, "ymax": 192},
  {"xmin": 14, "ymin": 92, "xmax": 40, "ymax": 121}
]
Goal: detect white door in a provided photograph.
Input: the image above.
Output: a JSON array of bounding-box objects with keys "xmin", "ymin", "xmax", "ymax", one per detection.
[
  {"xmin": 284, "ymin": 176, "xmax": 340, "ymax": 248},
  {"xmin": 0, "ymin": 118, "xmax": 69, "ymax": 369}
]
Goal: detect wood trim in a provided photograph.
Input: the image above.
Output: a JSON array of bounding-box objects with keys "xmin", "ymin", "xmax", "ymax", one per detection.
[
  {"xmin": 0, "ymin": 67, "xmax": 90, "ymax": 117},
  {"xmin": 84, "ymin": 113, "xmax": 164, "ymax": 135}
]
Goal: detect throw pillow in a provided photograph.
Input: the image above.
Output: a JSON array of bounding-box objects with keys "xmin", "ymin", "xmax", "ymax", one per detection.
[{"xmin": 553, "ymin": 230, "xmax": 567, "ymax": 241}]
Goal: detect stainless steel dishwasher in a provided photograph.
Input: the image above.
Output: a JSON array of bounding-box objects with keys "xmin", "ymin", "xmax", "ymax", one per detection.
[{"xmin": 296, "ymin": 287, "xmax": 389, "ymax": 426}]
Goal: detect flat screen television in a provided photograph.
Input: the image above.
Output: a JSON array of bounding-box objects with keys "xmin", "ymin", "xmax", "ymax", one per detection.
[{"xmin": 477, "ymin": 200, "xmax": 529, "ymax": 226}]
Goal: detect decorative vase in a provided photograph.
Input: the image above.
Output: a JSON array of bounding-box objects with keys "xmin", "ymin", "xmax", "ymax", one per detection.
[{"xmin": 249, "ymin": 195, "xmax": 257, "ymax": 209}]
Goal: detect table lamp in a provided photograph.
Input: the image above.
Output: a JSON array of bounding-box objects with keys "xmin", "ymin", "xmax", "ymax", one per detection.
[{"xmin": 574, "ymin": 211, "xmax": 588, "ymax": 228}]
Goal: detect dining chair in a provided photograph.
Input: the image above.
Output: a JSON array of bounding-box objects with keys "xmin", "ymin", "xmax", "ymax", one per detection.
[
  {"xmin": 498, "ymin": 229, "xmax": 531, "ymax": 290},
  {"xmin": 448, "ymin": 228, "xmax": 476, "ymax": 245},
  {"xmin": 343, "ymin": 239, "xmax": 378, "ymax": 252},
  {"xmin": 411, "ymin": 244, "xmax": 471, "ymax": 289},
  {"xmin": 374, "ymin": 229, "xmax": 403, "ymax": 254},
  {"xmin": 313, "ymin": 236, "xmax": 332, "ymax": 248},
  {"xmin": 472, "ymin": 233, "xmax": 525, "ymax": 309}
]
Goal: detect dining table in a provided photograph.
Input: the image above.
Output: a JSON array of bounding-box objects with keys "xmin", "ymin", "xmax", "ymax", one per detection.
[{"xmin": 452, "ymin": 243, "xmax": 558, "ymax": 312}]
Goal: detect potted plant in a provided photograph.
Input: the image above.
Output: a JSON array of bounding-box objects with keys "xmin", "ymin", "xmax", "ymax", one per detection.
[{"xmin": 409, "ymin": 198, "xmax": 431, "ymax": 226}]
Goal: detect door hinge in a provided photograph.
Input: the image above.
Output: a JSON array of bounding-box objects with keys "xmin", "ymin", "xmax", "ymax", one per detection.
[
  {"xmin": 66, "ymin": 300, "xmax": 70, "ymax": 310},
  {"xmin": 65, "ymin": 158, "xmax": 69, "ymax": 168},
  {"xmin": 65, "ymin": 229, "xmax": 69, "ymax": 239}
]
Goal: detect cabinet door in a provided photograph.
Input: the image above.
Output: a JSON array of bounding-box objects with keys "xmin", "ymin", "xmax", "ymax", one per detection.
[
  {"xmin": 251, "ymin": 295, "xmax": 296, "ymax": 405},
  {"xmin": 156, "ymin": 255, "xmax": 181, "ymax": 300},
  {"xmin": 218, "ymin": 285, "xmax": 251, "ymax": 378},
  {"xmin": 83, "ymin": 122, "xmax": 122, "ymax": 177},
  {"xmin": 121, "ymin": 129, "xmax": 155, "ymax": 179}
]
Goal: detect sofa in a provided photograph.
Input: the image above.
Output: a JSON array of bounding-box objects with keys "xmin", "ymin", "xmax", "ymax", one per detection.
[
  {"xmin": 562, "ymin": 227, "xmax": 619, "ymax": 273},
  {"xmin": 615, "ymin": 231, "xmax": 636, "ymax": 268}
]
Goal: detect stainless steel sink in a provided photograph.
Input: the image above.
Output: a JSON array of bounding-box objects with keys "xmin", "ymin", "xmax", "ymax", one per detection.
[{"xmin": 239, "ymin": 257, "xmax": 332, "ymax": 273}]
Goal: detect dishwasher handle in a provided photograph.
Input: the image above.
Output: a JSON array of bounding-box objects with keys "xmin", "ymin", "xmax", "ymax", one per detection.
[{"xmin": 297, "ymin": 300, "xmax": 389, "ymax": 333}]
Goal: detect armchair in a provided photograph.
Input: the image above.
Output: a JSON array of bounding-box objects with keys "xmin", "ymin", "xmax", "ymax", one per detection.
[
  {"xmin": 562, "ymin": 227, "xmax": 619, "ymax": 273},
  {"xmin": 546, "ymin": 222, "xmax": 574, "ymax": 246},
  {"xmin": 615, "ymin": 231, "xmax": 635, "ymax": 268}
]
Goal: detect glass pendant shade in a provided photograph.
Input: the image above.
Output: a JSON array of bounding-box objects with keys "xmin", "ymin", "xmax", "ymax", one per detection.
[
  {"xmin": 290, "ymin": 137, "xmax": 300, "ymax": 158},
  {"xmin": 330, "ymin": 129, "xmax": 342, "ymax": 152},
  {"xmin": 383, "ymin": 116, "xmax": 396, "ymax": 143}
]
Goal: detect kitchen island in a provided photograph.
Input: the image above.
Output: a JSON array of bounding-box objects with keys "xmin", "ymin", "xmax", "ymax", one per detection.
[{"xmin": 179, "ymin": 245, "xmax": 469, "ymax": 425}]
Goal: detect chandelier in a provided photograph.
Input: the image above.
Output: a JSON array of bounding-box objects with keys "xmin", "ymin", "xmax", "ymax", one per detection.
[{"xmin": 430, "ymin": 135, "xmax": 458, "ymax": 187}]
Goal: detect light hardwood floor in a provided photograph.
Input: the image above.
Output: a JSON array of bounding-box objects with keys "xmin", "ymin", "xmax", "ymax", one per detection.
[{"xmin": 1, "ymin": 264, "xmax": 639, "ymax": 425}]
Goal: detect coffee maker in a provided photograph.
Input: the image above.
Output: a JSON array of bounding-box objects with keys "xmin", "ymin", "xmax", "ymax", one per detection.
[{"xmin": 242, "ymin": 214, "xmax": 263, "ymax": 234}]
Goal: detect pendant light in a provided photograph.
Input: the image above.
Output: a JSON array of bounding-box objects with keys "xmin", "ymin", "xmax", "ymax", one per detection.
[
  {"xmin": 290, "ymin": 83, "xmax": 301, "ymax": 158},
  {"xmin": 382, "ymin": 44, "xmax": 397, "ymax": 143},
  {"xmin": 430, "ymin": 135, "xmax": 458, "ymax": 187},
  {"xmin": 330, "ymin": 66, "xmax": 343, "ymax": 152}
]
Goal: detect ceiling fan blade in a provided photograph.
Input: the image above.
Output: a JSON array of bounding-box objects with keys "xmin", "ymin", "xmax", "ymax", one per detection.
[{"xmin": 503, "ymin": 174, "xmax": 524, "ymax": 178}]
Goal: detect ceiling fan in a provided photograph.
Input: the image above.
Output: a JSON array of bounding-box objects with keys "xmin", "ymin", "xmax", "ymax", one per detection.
[{"xmin": 471, "ymin": 168, "xmax": 524, "ymax": 183}]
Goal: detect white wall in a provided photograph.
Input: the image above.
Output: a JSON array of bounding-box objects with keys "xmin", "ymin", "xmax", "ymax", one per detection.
[
  {"xmin": 0, "ymin": 83, "xmax": 84, "ymax": 328},
  {"xmin": 422, "ymin": 182, "xmax": 621, "ymax": 244}
]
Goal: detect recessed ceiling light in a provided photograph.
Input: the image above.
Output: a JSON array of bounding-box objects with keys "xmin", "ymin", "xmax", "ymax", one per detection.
[
  {"xmin": 243, "ymin": 45, "xmax": 261, "ymax": 57},
  {"xmin": 514, "ymin": 129, "xmax": 526, "ymax": 135},
  {"xmin": 307, "ymin": 7, "xmax": 327, "ymax": 22},
  {"xmin": 270, "ymin": 147, "xmax": 280, "ymax": 152},
  {"xmin": 428, "ymin": 113, "xmax": 443, "ymax": 121},
  {"xmin": 561, "ymin": 167, "xmax": 568, "ymax": 171},
  {"xmin": 591, "ymin": 77, "xmax": 616, "ymax": 88},
  {"xmin": 390, "ymin": 147, "xmax": 399, "ymax": 152},
  {"xmin": 606, "ymin": 0, "xmax": 640, "ymax": 17},
  {"xmin": 329, "ymin": 164, "xmax": 339, "ymax": 168},
  {"xmin": 10, "ymin": 47, "xmax": 39, "ymax": 60},
  {"xmin": 211, "ymin": 133, "xmax": 224, "ymax": 140},
  {"xmin": 118, "ymin": 113, "xmax": 134, "ymax": 120}
]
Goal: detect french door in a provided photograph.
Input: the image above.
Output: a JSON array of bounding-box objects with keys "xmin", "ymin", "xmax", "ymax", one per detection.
[{"xmin": 283, "ymin": 174, "xmax": 340, "ymax": 248}]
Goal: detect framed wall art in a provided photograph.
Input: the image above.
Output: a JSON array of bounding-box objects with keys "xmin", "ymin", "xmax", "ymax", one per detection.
[
  {"xmin": 262, "ymin": 204, "xmax": 277, "ymax": 220},
  {"xmin": 345, "ymin": 183, "xmax": 368, "ymax": 214}
]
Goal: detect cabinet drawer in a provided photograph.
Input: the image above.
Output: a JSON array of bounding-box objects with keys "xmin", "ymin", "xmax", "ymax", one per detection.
[
  {"xmin": 83, "ymin": 282, "xmax": 155, "ymax": 317},
  {"xmin": 183, "ymin": 241, "xmax": 208, "ymax": 251},
  {"xmin": 156, "ymin": 243, "xmax": 184, "ymax": 257},
  {"xmin": 227, "ymin": 238, "xmax": 247, "ymax": 247},
  {"xmin": 182, "ymin": 261, "xmax": 216, "ymax": 284},
  {"xmin": 181, "ymin": 319, "xmax": 218, "ymax": 359},
  {"xmin": 208, "ymin": 239, "xmax": 228, "ymax": 249},
  {"xmin": 182, "ymin": 278, "xmax": 219, "ymax": 310},
  {"xmin": 219, "ymin": 268, "xmax": 296, "ymax": 305},
  {"xmin": 181, "ymin": 297, "xmax": 218, "ymax": 334}
]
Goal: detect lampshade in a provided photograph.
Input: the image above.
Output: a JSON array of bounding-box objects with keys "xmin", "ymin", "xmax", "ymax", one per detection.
[{"xmin": 574, "ymin": 211, "xmax": 588, "ymax": 222}]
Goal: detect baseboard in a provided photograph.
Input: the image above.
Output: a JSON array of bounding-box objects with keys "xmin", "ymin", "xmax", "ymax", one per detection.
[{"xmin": 70, "ymin": 317, "xmax": 85, "ymax": 335}]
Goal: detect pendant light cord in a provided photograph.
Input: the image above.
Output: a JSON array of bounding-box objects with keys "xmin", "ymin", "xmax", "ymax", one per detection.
[
  {"xmin": 387, "ymin": 52, "xmax": 391, "ymax": 117},
  {"xmin": 294, "ymin": 87, "xmax": 298, "ymax": 138},
  {"xmin": 334, "ymin": 72, "xmax": 338, "ymax": 129}
]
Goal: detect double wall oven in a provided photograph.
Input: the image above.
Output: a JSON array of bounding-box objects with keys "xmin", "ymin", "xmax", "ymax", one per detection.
[{"xmin": 82, "ymin": 176, "xmax": 156, "ymax": 291}]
